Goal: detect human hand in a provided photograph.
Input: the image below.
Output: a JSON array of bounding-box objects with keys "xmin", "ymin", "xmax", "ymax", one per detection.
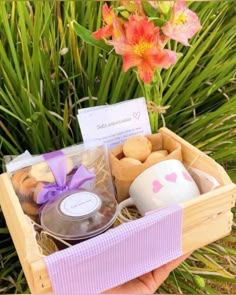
[{"xmin": 103, "ymin": 252, "xmax": 191, "ymax": 294}]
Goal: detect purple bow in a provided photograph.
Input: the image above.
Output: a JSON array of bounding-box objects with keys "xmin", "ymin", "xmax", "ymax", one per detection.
[{"xmin": 36, "ymin": 150, "xmax": 95, "ymax": 205}]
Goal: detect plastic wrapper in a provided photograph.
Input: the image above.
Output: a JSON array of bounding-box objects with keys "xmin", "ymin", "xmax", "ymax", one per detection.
[{"xmin": 7, "ymin": 145, "xmax": 118, "ymax": 243}]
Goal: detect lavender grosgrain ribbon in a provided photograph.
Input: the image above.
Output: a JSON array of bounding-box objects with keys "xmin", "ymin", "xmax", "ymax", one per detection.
[{"xmin": 36, "ymin": 150, "xmax": 96, "ymax": 204}]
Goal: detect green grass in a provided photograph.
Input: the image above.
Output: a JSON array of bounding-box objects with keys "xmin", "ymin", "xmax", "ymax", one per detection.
[{"xmin": 0, "ymin": 1, "xmax": 235, "ymax": 294}]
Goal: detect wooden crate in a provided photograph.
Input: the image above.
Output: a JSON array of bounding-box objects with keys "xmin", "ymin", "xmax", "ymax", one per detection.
[{"xmin": 0, "ymin": 127, "xmax": 235, "ymax": 294}]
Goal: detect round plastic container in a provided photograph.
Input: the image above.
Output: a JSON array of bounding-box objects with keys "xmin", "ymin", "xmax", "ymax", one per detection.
[{"xmin": 40, "ymin": 189, "xmax": 118, "ymax": 241}]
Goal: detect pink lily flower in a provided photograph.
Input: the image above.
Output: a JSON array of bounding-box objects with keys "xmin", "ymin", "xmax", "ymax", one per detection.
[{"xmin": 162, "ymin": 1, "xmax": 202, "ymax": 46}]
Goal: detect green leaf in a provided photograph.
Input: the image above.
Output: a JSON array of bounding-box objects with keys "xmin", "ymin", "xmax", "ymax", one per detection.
[
  {"xmin": 142, "ymin": 2, "xmax": 158, "ymax": 18},
  {"xmin": 72, "ymin": 20, "xmax": 112, "ymax": 52},
  {"xmin": 0, "ymin": 106, "xmax": 27, "ymax": 125},
  {"xmin": 148, "ymin": 17, "xmax": 166, "ymax": 27}
]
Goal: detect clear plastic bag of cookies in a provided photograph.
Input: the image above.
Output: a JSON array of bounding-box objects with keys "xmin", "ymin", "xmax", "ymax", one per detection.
[{"xmin": 6, "ymin": 145, "xmax": 119, "ymax": 243}]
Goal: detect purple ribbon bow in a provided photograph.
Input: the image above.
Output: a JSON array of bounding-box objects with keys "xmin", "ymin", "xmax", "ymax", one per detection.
[{"xmin": 36, "ymin": 150, "xmax": 96, "ymax": 205}]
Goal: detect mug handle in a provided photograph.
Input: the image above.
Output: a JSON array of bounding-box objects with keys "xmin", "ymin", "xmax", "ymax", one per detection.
[{"xmin": 118, "ymin": 198, "xmax": 135, "ymax": 222}]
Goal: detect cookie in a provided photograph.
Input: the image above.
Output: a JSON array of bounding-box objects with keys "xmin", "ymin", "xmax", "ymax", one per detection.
[
  {"xmin": 18, "ymin": 177, "xmax": 38, "ymax": 200},
  {"xmin": 120, "ymin": 157, "xmax": 142, "ymax": 166},
  {"xmin": 123, "ymin": 136, "xmax": 152, "ymax": 162},
  {"xmin": 145, "ymin": 150, "xmax": 168, "ymax": 164},
  {"xmin": 11, "ymin": 170, "xmax": 29, "ymax": 192},
  {"xmin": 21, "ymin": 201, "xmax": 39, "ymax": 216}
]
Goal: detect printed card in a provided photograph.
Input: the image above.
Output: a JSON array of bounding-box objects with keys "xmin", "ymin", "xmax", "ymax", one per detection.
[{"xmin": 77, "ymin": 97, "xmax": 151, "ymax": 149}]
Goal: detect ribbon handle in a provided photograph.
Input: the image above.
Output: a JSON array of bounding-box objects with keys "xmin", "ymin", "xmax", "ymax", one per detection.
[{"xmin": 43, "ymin": 151, "xmax": 67, "ymax": 187}]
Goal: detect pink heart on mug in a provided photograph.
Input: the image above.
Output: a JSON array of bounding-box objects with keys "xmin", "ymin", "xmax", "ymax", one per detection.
[
  {"xmin": 182, "ymin": 171, "xmax": 192, "ymax": 182},
  {"xmin": 152, "ymin": 180, "xmax": 163, "ymax": 193},
  {"xmin": 165, "ymin": 173, "xmax": 177, "ymax": 183}
]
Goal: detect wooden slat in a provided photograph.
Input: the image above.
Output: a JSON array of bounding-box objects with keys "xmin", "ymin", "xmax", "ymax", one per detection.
[
  {"xmin": 30, "ymin": 259, "xmax": 52, "ymax": 294},
  {"xmin": 182, "ymin": 211, "xmax": 233, "ymax": 253},
  {"xmin": 182, "ymin": 184, "xmax": 236, "ymax": 230},
  {"xmin": 0, "ymin": 173, "xmax": 45, "ymax": 293}
]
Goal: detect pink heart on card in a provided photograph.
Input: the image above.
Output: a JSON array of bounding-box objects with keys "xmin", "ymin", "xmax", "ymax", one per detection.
[
  {"xmin": 165, "ymin": 173, "xmax": 177, "ymax": 183},
  {"xmin": 152, "ymin": 180, "xmax": 163, "ymax": 193},
  {"xmin": 133, "ymin": 112, "xmax": 140, "ymax": 119},
  {"xmin": 182, "ymin": 171, "xmax": 192, "ymax": 182}
]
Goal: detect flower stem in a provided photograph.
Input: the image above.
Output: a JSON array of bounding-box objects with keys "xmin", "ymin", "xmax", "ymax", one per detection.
[
  {"xmin": 136, "ymin": 70, "xmax": 165, "ymax": 133},
  {"xmin": 144, "ymin": 84, "xmax": 159, "ymax": 132}
]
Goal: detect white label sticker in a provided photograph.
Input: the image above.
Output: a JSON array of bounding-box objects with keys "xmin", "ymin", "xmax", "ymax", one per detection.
[{"xmin": 60, "ymin": 192, "xmax": 101, "ymax": 217}]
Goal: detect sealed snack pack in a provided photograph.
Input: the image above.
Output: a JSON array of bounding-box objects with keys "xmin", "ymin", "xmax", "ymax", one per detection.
[{"xmin": 7, "ymin": 144, "xmax": 118, "ymax": 244}]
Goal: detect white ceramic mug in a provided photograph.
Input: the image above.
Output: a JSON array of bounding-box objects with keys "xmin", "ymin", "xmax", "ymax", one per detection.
[{"xmin": 118, "ymin": 159, "xmax": 200, "ymax": 221}]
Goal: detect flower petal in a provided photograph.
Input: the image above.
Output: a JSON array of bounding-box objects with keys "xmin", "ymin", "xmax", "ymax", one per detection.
[
  {"xmin": 112, "ymin": 16, "xmax": 125, "ymax": 43},
  {"xmin": 109, "ymin": 40, "xmax": 126, "ymax": 55},
  {"xmin": 146, "ymin": 48, "xmax": 177, "ymax": 69},
  {"xmin": 174, "ymin": 1, "xmax": 187, "ymax": 12},
  {"xmin": 125, "ymin": 15, "xmax": 160, "ymax": 45},
  {"xmin": 137, "ymin": 61, "xmax": 155, "ymax": 84},
  {"xmin": 122, "ymin": 51, "xmax": 142, "ymax": 72},
  {"xmin": 93, "ymin": 25, "xmax": 113, "ymax": 40},
  {"xmin": 102, "ymin": 3, "xmax": 114, "ymax": 25}
]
